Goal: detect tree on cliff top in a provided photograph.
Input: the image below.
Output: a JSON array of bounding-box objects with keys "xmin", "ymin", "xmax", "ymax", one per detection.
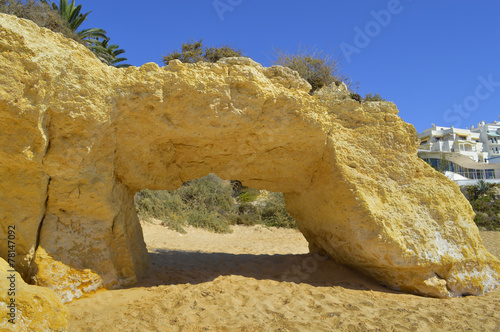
[
  {"xmin": 41, "ymin": 0, "xmax": 130, "ymax": 67},
  {"xmin": 41, "ymin": 0, "xmax": 107, "ymax": 40},
  {"xmin": 88, "ymin": 38, "xmax": 131, "ymax": 68},
  {"xmin": 271, "ymin": 47, "xmax": 356, "ymax": 94},
  {"xmin": 162, "ymin": 39, "xmax": 243, "ymax": 64}
]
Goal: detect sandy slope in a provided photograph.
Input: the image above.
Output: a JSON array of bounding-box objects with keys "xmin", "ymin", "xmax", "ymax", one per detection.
[{"xmin": 67, "ymin": 221, "xmax": 500, "ymax": 331}]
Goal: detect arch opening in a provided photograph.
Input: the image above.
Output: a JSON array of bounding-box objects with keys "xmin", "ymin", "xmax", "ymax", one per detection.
[{"xmin": 132, "ymin": 174, "xmax": 388, "ymax": 293}]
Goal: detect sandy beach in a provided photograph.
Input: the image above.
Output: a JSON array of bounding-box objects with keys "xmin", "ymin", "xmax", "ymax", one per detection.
[{"xmin": 67, "ymin": 220, "xmax": 500, "ymax": 331}]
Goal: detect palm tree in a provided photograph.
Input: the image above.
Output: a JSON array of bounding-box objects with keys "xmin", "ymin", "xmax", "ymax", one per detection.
[
  {"xmin": 41, "ymin": 0, "xmax": 130, "ymax": 67},
  {"xmin": 88, "ymin": 38, "xmax": 130, "ymax": 68},
  {"xmin": 41, "ymin": 0, "xmax": 107, "ymax": 42}
]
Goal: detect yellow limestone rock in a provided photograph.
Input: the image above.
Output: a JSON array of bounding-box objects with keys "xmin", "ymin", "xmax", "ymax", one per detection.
[
  {"xmin": 33, "ymin": 247, "xmax": 104, "ymax": 303},
  {"xmin": 0, "ymin": 14, "xmax": 499, "ymax": 299},
  {"xmin": 0, "ymin": 258, "xmax": 69, "ymax": 331}
]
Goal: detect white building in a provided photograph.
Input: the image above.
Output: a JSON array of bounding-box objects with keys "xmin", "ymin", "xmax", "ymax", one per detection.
[
  {"xmin": 471, "ymin": 121, "xmax": 500, "ymax": 164},
  {"xmin": 418, "ymin": 120, "xmax": 500, "ymax": 185}
]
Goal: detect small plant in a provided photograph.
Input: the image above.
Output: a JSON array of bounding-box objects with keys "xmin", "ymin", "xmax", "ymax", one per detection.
[
  {"xmin": 475, "ymin": 180, "xmax": 491, "ymax": 199},
  {"xmin": 162, "ymin": 39, "xmax": 243, "ymax": 64},
  {"xmin": 363, "ymin": 93, "xmax": 386, "ymax": 102},
  {"xmin": 238, "ymin": 188, "xmax": 260, "ymax": 203},
  {"xmin": 271, "ymin": 46, "xmax": 355, "ymax": 94},
  {"xmin": 350, "ymin": 93, "xmax": 361, "ymax": 103},
  {"xmin": 204, "ymin": 45, "xmax": 243, "ymax": 63}
]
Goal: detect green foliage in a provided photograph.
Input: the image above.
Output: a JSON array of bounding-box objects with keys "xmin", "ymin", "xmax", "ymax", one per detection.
[
  {"xmin": 461, "ymin": 183, "xmax": 500, "ymax": 231},
  {"xmin": 134, "ymin": 174, "xmax": 297, "ymax": 233},
  {"xmin": 177, "ymin": 174, "xmax": 235, "ymax": 214},
  {"xmin": 271, "ymin": 46, "xmax": 355, "ymax": 94},
  {"xmin": 43, "ymin": 0, "xmax": 128, "ymax": 67},
  {"xmin": 185, "ymin": 209, "xmax": 231, "ymax": 233},
  {"xmin": 475, "ymin": 180, "xmax": 491, "ymax": 198},
  {"xmin": 0, "ymin": 0, "xmax": 80, "ymax": 42},
  {"xmin": 238, "ymin": 188, "xmax": 260, "ymax": 203},
  {"xmin": 363, "ymin": 93, "xmax": 386, "ymax": 102},
  {"xmin": 258, "ymin": 192, "xmax": 297, "ymax": 228},
  {"xmin": 205, "ymin": 45, "xmax": 243, "ymax": 63},
  {"xmin": 135, "ymin": 189, "xmax": 187, "ymax": 233},
  {"xmin": 2, "ymin": 0, "xmax": 129, "ymax": 67},
  {"xmin": 162, "ymin": 39, "xmax": 243, "ymax": 65},
  {"xmin": 40, "ymin": 0, "xmax": 107, "ymax": 40},
  {"xmin": 88, "ymin": 38, "xmax": 131, "ymax": 67}
]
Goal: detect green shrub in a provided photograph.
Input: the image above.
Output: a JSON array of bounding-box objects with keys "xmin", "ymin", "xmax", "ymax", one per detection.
[
  {"xmin": 0, "ymin": 0, "xmax": 81, "ymax": 43},
  {"xmin": 227, "ymin": 213, "xmax": 260, "ymax": 226},
  {"xmin": 238, "ymin": 188, "xmax": 260, "ymax": 203},
  {"xmin": 271, "ymin": 46, "xmax": 355, "ymax": 94},
  {"xmin": 474, "ymin": 212, "xmax": 494, "ymax": 231},
  {"xmin": 475, "ymin": 180, "xmax": 491, "ymax": 198},
  {"xmin": 177, "ymin": 173, "xmax": 235, "ymax": 213},
  {"xmin": 461, "ymin": 183, "xmax": 500, "ymax": 230},
  {"xmin": 185, "ymin": 209, "xmax": 231, "ymax": 233},
  {"xmin": 259, "ymin": 192, "xmax": 297, "ymax": 229},
  {"xmin": 205, "ymin": 45, "xmax": 243, "ymax": 63},
  {"xmin": 135, "ymin": 174, "xmax": 237, "ymax": 233},
  {"xmin": 135, "ymin": 189, "xmax": 187, "ymax": 233},
  {"xmin": 363, "ymin": 93, "xmax": 386, "ymax": 102},
  {"xmin": 134, "ymin": 174, "xmax": 298, "ymax": 233},
  {"xmin": 162, "ymin": 39, "xmax": 243, "ymax": 65}
]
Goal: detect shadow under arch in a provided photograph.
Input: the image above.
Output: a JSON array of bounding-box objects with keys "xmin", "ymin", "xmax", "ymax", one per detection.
[{"xmin": 133, "ymin": 249, "xmax": 397, "ymax": 295}]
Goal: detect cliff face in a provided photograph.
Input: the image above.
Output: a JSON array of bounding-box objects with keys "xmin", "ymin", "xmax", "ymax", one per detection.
[{"xmin": 1, "ymin": 13, "xmax": 499, "ymax": 303}]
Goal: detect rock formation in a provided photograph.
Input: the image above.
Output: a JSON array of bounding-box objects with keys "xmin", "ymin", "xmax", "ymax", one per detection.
[
  {"xmin": 0, "ymin": 257, "xmax": 68, "ymax": 330},
  {"xmin": 0, "ymin": 14, "xmax": 499, "ymax": 301}
]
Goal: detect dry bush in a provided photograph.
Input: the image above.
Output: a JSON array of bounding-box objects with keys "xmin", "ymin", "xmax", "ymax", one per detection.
[
  {"xmin": 0, "ymin": 0, "xmax": 82, "ymax": 43},
  {"xmin": 162, "ymin": 39, "xmax": 243, "ymax": 64},
  {"xmin": 271, "ymin": 46, "xmax": 356, "ymax": 94}
]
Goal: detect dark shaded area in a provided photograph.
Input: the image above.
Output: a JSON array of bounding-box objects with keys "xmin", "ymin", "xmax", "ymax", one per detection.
[{"xmin": 133, "ymin": 249, "xmax": 397, "ymax": 295}]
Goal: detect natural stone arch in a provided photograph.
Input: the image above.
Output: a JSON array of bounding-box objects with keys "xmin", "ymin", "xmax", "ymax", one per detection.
[{"xmin": 1, "ymin": 14, "xmax": 499, "ymax": 302}]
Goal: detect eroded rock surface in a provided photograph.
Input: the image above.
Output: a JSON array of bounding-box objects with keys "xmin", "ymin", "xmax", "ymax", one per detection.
[
  {"xmin": 0, "ymin": 258, "xmax": 69, "ymax": 331},
  {"xmin": 1, "ymin": 14, "xmax": 499, "ymax": 300}
]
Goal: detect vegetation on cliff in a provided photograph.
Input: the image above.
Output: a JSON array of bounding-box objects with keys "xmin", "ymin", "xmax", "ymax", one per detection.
[
  {"xmin": 135, "ymin": 174, "xmax": 297, "ymax": 233},
  {"xmin": 0, "ymin": 0, "xmax": 129, "ymax": 67},
  {"xmin": 162, "ymin": 39, "xmax": 243, "ymax": 65},
  {"xmin": 271, "ymin": 47, "xmax": 356, "ymax": 94},
  {"xmin": 461, "ymin": 181, "xmax": 500, "ymax": 231}
]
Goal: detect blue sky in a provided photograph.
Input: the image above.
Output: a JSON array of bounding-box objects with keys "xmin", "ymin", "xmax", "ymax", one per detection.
[{"xmin": 78, "ymin": 0, "xmax": 499, "ymax": 133}]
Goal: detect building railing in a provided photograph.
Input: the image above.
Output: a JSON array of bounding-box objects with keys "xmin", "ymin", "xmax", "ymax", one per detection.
[{"xmin": 419, "ymin": 141, "xmax": 482, "ymax": 153}]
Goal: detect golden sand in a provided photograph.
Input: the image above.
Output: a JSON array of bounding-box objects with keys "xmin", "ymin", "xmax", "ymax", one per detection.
[{"xmin": 67, "ymin": 221, "xmax": 500, "ymax": 331}]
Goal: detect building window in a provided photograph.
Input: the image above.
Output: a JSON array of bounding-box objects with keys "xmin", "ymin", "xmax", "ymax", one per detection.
[
  {"xmin": 421, "ymin": 158, "xmax": 494, "ymax": 180},
  {"xmin": 485, "ymin": 169, "xmax": 496, "ymax": 179}
]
